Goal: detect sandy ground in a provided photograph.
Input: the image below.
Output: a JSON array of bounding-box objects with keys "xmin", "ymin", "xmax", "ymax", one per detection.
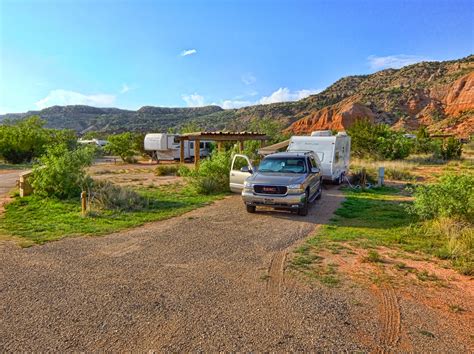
[{"xmin": 1, "ymin": 184, "xmax": 472, "ymax": 351}]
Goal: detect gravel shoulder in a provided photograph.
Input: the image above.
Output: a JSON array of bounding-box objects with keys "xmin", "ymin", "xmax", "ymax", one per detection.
[{"xmin": 0, "ymin": 186, "xmax": 471, "ymax": 351}]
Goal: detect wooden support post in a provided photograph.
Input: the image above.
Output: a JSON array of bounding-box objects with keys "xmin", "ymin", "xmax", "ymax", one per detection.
[
  {"xmin": 239, "ymin": 141, "xmax": 244, "ymax": 152},
  {"xmin": 81, "ymin": 191, "xmax": 87, "ymax": 216},
  {"xmin": 180, "ymin": 140, "xmax": 185, "ymax": 163},
  {"xmin": 194, "ymin": 139, "xmax": 200, "ymax": 171},
  {"xmin": 217, "ymin": 141, "xmax": 223, "ymax": 152},
  {"xmin": 361, "ymin": 168, "xmax": 367, "ymax": 190}
]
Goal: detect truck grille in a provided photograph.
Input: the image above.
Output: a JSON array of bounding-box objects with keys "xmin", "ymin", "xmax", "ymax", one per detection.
[{"xmin": 254, "ymin": 185, "xmax": 287, "ymax": 195}]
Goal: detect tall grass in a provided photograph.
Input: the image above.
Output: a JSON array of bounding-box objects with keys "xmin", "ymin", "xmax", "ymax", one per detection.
[
  {"xmin": 409, "ymin": 218, "xmax": 473, "ymax": 275},
  {"xmin": 350, "ymin": 158, "xmax": 416, "ymax": 181}
]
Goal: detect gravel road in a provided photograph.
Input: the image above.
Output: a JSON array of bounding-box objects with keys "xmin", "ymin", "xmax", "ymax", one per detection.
[
  {"xmin": 0, "ymin": 171, "xmax": 21, "ymax": 197},
  {"xmin": 13, "ymin": 184, "xmax": 466, "ymax": 351}
]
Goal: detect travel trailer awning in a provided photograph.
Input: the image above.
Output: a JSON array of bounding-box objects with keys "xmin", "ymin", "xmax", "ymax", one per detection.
[{"xmin": 258, "ymin": 139, "xmax": 290, "ymax": 155}]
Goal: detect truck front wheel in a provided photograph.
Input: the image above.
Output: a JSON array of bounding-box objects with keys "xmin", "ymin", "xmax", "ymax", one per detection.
[
  {"xmin": 246, "ymin": 205, "xmax": 256, "ymax": 213},
  {"xmin": 297, "ymin": 191, "xmax": 309, "ymax": 216}
]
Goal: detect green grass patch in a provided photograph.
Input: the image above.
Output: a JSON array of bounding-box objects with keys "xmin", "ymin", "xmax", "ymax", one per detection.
[
  {"xmin": 312, "ymin": 187, "xmax": 450, "ymax": 255},
  {"xmin": 0, "ymin": 183, "xmax": 223, "ymax": 244}
]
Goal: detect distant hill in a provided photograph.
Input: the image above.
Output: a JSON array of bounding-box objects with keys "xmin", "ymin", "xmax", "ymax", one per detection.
[{"xmin": 1, "ymin": 55, "xmax": 473, "ymax": 137}]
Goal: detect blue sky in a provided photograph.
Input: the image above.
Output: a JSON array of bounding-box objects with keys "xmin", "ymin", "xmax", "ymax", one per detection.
[{"xmin": 0, "ymin": 0, "xmax": 473, "ymax": 113}]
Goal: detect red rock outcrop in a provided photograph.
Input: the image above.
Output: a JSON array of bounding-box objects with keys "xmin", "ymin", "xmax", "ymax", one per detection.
[
  {"xmin": 287, "ymin": 72, "xmax": 474, "ymax": 137},
  {"xmin": 289, "ymin": 100, "xmax": 374, "ymax": 134}
]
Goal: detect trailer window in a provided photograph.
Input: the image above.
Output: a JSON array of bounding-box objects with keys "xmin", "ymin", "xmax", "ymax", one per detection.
[{"xmin": 190, "ymin": 142, "xmax": 194, "ymax": 149}]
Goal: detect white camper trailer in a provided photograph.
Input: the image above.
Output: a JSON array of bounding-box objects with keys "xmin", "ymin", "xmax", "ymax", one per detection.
[
  {"xmin": 287, "ymin": 131, "xmax": 351, "ymax": 184},
  {"xmin": 144, "ymin": 133, "xmax": 212, "ymax": 161}
]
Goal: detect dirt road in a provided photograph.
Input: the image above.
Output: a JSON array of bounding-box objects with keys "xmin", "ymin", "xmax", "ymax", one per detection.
[{"xmin": 0, "ymin": 186, "xmax": 470, "ymax": 351}]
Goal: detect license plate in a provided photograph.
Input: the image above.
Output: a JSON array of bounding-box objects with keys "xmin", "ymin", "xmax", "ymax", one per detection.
[{"xmin": 264, "ymin": 198, "xmax": 275, "ymax": 204}]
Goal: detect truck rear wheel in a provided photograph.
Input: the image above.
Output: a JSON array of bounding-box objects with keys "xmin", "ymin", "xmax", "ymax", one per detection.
[{"xmin": 246, "ymin": 205, "xmax": 256, "ymax": 213}]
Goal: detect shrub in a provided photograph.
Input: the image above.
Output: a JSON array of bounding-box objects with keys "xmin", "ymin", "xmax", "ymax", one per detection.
[
  {"xmin": 155, "ymin": 165, "xmax": 179, "ymax": 176},
  {"xmin": 177, "ymin": 165, "xmax": 191, "ymax": 177},
  {"xmin": 433, "ymin": 137, "xmax": 463, "ymax": 160},
  {"xmin": 90, "ymin": 180, "xmax": 149, "ymax": 211},
  {"xmin": 105, "ymin": 132, "xmax": 138, "ymax": 162},
  {"xmin": 385, "ymin": 167, "xmax": 414, "ymax": 181},
  {"xmin": 0, "ymin": 116, "xmax": 76, "ymax": 163},
  {"xmin": 189, "ymin": 151, "xmax": 232, "ymax": 194},
  {"xmin": 412, "ymin": 173, "xmax": 473, "ymax": 221},
  {"xmin": 347, "ymin": 119, "xmax": 412, "ymax": 160},
  {"xmin": 31, "ymin": 144, "xmax": 94, "ymax": 199}
]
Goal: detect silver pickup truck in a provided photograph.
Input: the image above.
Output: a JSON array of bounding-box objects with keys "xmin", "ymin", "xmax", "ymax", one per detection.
[{"xmin": 229, "ymin": 151, "xmax": 323, "ymax": 216}]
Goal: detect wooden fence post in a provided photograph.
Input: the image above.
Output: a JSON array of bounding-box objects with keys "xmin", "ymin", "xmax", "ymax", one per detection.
[{"xmin": 81, "ymin": 191, "xmax": 87, "ymax": 216}]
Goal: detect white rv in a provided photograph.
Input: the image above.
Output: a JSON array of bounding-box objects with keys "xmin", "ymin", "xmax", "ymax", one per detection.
[
  {"xmin": 144, "ymin": 133, "xmax": 212, "ymax": 161},
  {"xmin": 287, "ymin": 131, "xmax": 351, "ymax": 184}
]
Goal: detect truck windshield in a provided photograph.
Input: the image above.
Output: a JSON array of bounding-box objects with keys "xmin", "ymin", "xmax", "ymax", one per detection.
[{"xmin": 258, "ymin": 157, "xmax": 307, "ymax": 174}]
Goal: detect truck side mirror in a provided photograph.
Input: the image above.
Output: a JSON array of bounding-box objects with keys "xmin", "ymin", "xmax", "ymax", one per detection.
[
  {"xmin": 311, "ymin": 167, "xmax": 320, "ymax": 174},
  {"xmin": 241, "ymin": 166, "xmax": 252, "ymax": 173}
]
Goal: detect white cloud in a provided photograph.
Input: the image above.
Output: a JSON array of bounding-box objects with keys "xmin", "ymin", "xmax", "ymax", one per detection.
[
  {"xmin": 258, "ymin": 87, "xmax": 320, "ymax": 105},
  {"xmin": 120, "ymin": 83, "xmax": 130, "ymax": 94},
  {"xmin": 180, "ymin": 49, "xmax": 197, "ymax": 57},
  {"xmin": 368, "ymin": 55, "xmax": 430, "ymax": 70},
  {"xmin": 220, "ymin": 100, "xmax": 253, "ymax": 109},
  {"xmin": 182, "ymin": 93, "xmax": 205, "ymax": 107},
  {"xmin": 36, "ymin": 89, "xmax": 116, "ymax": 109},
  {"xmin": 184, "ymin": 87, "xmax": 320, "ymax": 109},
  {"xmin": 241, "ymin": 73, "xmax": 256, "ymax": 85}
]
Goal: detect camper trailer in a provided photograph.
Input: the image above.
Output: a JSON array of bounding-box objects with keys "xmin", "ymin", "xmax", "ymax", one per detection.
[
  {"xmin": 144, "ymin": 133, "xmax": 212, "ymax": 161},
  {"xmin": 287, "ymin": 131, "xmax": 351, "ymax": 184}
]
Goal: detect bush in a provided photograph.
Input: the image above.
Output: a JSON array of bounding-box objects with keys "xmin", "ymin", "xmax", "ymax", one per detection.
[
  {"xmin": 347, "ymin": 119, "xmax": 412, "ymax": 160},
  {"xmin": 0, "ymin": 116, "xmax": 76, "ymax": 163},
  {"xmin": 412, "ymin": 173, "xmax": 473, "ymax": 221},
  {"xmin": 189, "ymin": 151, "xmax": 232, "ymax": 194},
  {"xmin": 31, "ymin": 144, "xmax": 94, "ymax": 199},
  {"xmin": 177, "ymin": 165, "xmax": 191, "ymax": 177},
  {"xmin": 90, "ymin": 180, "xmax": 149, "ymax": 211},
  {"xmin": 413, "ymin": 126, "xmax": 434, "ymax": 154},
  {"xmin": 155, "ymin": 165, "xmax": 179, "ymax": 176},
  {"xmin": 105, "ymin": 132, "xmax": 138, "ymax": 162},
  {"xmin": 433, "ymin": 137, "xmax": 463, "ymax": 160}
]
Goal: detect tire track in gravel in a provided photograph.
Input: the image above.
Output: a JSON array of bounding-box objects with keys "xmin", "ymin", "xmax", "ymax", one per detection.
[
  {"xmin": 375, "ymin": 284, "xmax": 401, "ymax": 351},
  {"xmin": 267, "ymin": 251, "xmax": 287, "ymax": 296}
]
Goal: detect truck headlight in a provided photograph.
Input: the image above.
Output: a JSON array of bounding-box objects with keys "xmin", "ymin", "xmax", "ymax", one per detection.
[
  {"xmin": 287, "ymin": 184, "xmax": 304, "ymax": 193},
  {"xmin": 244, "ymin": 181, "xmax": 253, "ymax": 188}
]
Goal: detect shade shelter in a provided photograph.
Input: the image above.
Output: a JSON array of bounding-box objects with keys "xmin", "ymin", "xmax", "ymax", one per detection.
[{"xmin": 177, "ymin": 131, "xmax": 270, "ymax": 169}]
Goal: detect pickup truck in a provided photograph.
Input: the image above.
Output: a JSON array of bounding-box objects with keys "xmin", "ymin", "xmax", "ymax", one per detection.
[{"xmin": 229, "ymin": 151, "xmax": 323, "ymax": 216}]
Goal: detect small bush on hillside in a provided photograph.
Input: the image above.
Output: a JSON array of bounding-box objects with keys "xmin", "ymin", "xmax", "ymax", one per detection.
[
  {"xmin": 412, "ymin": 173, "xmax": 473, "ymax": 221},
  {"xmin": 90, "ymin": 180, "xmax": 149, "ymax": 211},
  {"xmin": 105, "ymin": 132, "xmax": 139, "ymax": 162},
  {"xmin": 31, "ymin": 144, "xmax": 94, "ymax": 199},
  {"xmin": 347, "ymin": 119, "xmax": 412, "ymax": 160},
  {"xmin": 189, "ymin": 151, "xmax": 232, "ymax": 194}
]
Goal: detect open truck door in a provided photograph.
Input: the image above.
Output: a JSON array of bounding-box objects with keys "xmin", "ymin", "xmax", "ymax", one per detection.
[{"xmin": 229, "ymin": 154, "xmax": 254, "ymax": 193}]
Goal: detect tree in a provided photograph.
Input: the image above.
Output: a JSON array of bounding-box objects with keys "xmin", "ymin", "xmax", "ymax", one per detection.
[
  {"xmin": 0, "ymin": 116, "xmax": 77, "ymax": 163},
  {"xmin": 347, "ymin": 119, "xmax": 412, "ymax": 160},
  {"xmin": 413, "ymin": 126, "xmax": 433, "ymax": 154},
  {"xmin": 105, "ymin": 132, "xmax": 138, "ymax": 162}
]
